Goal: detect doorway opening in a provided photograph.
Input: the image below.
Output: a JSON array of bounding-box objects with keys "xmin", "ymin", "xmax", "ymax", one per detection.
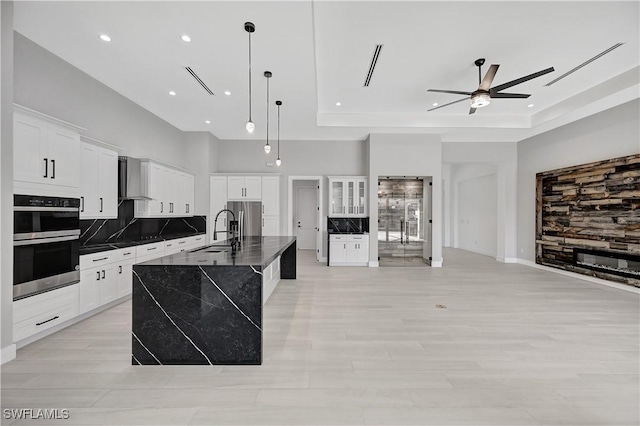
[
  {"xmin": 288, "ymin": 177, "xmax": 323, "ymax": 262},
  {"xmin": 378, "ymin": 177, "xmax": 432, "ymax": 266}
]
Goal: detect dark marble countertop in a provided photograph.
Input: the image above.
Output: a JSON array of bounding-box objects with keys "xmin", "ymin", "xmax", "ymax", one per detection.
[
  {"xmin": 135, "ymin": 236, "xmax": 296, "ymax": 267},
  {"xmin": 79, "ymin": 232, "xmax": 206, "ymax": 255}
]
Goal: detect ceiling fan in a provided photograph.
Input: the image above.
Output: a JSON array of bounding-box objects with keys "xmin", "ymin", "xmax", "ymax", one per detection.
[{"xmin": 427, "ymin": 58, "xmax": 554, "ymax": 115}]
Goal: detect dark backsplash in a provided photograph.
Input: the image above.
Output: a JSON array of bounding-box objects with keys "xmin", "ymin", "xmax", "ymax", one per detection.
[
  {"xmin": 80, "ymin": 200, "xmax": 206, "ymax": 246},
  {"xmin": 327, "ymin": 217, "xmax": 369, "ymax": 234}
]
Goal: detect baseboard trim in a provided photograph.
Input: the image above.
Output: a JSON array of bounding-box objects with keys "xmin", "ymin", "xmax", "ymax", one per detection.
[
  {"xmin": 1, "ymin": 344, "xmax": 16, "ymax": 364},
  {"xmin": 431, "ymin": 259, "xmax": 443, "ymax": 268},
  {"xmin": 498, "ymin": 257, "xmax": 518, "ymax": 264},
  {"xmin": 516, "ymin": 258, "xmax": 640, "ymax": 294},
  {"xmin": 368, "ymin": 261, "xmax": 379, "ymax": 267},
  {"xmin": 319, "ymin": 257, "xmax": 327, "ymax": 263}
]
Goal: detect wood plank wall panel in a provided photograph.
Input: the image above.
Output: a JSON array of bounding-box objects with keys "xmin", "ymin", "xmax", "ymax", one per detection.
[{"xmin": 536, "ymin": 154, "xmax": 640, "ymax": 287}]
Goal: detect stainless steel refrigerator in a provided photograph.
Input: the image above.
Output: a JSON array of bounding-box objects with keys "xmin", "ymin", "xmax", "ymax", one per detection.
[{"xmin": 227, "ymin": 201, "xmax": 262, "ymax": 238}]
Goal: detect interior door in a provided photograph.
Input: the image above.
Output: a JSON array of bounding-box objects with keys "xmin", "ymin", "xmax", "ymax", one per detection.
[
  {"xmin": 295, "ymin": 186, "xmax": 317, "ymax": 250},
  {"xmin": 378, "ymin": 178, "xmax": 425, "ymax": 266}
]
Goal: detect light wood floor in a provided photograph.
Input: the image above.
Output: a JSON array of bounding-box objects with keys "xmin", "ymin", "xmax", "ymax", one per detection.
[{"xmin": 2, "ymin": 249, "xmax": 639, "ymax": 425}]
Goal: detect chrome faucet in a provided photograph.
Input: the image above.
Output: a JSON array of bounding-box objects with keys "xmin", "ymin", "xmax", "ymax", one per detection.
[{"xmin": 213, "ymin": 209, "xmax": 238, "ymax": 252}]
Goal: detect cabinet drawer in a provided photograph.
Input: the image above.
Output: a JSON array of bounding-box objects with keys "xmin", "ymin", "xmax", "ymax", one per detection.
[
  {"xmin": 115, "ymin": 248, "xmax": 136, "ymax": 262},
  {"xmin": 80, "ymin": 251, "xmax": 115, "ymax": 270},
  {"xmin": 13, "ymin": 285, "xmax": 78, "ymax": 341},
  {"xmin": 349, "ymin": 235, "xmax": 369, "ymax": 242},
  {"xmin": 135, "ymin": 242, "xmax": 164, "ymax": 258},
  {"xmin": 329, "ymin": 235, "xmax": 347, "ymax": 242}
]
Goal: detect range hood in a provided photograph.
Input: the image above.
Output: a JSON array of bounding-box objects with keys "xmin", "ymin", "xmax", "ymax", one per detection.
[{"xmin": 118, "ymin": 156, "xmax": 153, "ymax": 200}]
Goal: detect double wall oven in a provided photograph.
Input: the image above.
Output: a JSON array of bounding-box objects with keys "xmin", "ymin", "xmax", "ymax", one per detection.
[{"xmin": 13, "ymin": 195, "xmax": 81, "ymax": 300}]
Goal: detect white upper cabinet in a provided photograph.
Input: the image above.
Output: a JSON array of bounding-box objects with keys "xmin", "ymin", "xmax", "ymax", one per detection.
[
  {"xmin": 328, "ymin": 176, "xmax": 368, "ymax": 217},
  {"xmin": 261, "ymin": 176, "xmax": 280, "ymax": 236},
  {"xmin": 135, "ymin": 160, "xmax": 195, "ymax": 218},
  {"xmin": 228, "ymin": 176, "xmax": 262, "ymax": 200},
  {"xmin": 261, "ymin": 176, "xmax": 279, "ymax": 216},
  {"xmin": 79, "ymin": 140, "xmax": 118, "ymax": 219},
  {"xmin": 13, "ymin": 107, "xmax": 83, "ymax": 197},
  {"xmin": 212, "ymin": 175, "xmax": 280, "ymax": 236}
]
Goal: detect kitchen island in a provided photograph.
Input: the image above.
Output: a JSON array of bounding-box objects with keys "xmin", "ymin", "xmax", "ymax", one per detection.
[{"xmin": 131, "ymin": 236, "xmax": 296, "ymax": 365}]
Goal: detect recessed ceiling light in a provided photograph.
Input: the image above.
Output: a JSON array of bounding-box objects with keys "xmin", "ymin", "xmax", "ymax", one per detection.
[
  {"xmin": 168, "ymin": 91, "xmax": 176, "ymax": 96},
  {"xmin": 205, "ymin": 120, "xmax": 211, "ymax": 124},
  {"xmin": 181, "ymin": 34, "xmax": 191, "ymax": 42},
  {"xmin": 528, "ymin": 104, "xmax": 534, "ymax": 108},
  {"xmin": 224, "ymin": 91, "xmax": 231, "ymax": 96},
  {"xmin": 432, "ymin": 102, "xmax": 438, "ymax": 107},
  {"xmin": 336, "ymin": 102, "xmax": 341, "ymax": 106},
  {"xmin": 99, "ymin": 34, "xmax": 111, "ymax": 42}
]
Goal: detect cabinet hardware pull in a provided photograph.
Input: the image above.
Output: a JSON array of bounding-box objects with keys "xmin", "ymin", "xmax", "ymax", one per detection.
[
  {"xmin": 51, "ymin": 159, "xmax": 55, "ymax": 179},
  {"xmin": 186, "ymin": 203, "xmax": 189, "ymax": 213},
  {"xmin": 36, "ymin": 316, "xmax": 59, "ymax": 326},
  {"xmin": 344, "ymin": 244, "xmax": 346, "ymax": 249},
  {"xmin": 124, "ymin": 252, "xmax": 132, "ymax": 255},
  {"xmin": 43, "ymin": 158, "xmax": 48, "ymax": 178},
  {"xmin": 96, "ymin": 271, "xmax": 101, "ymax": 281},
  {"xmin": 100, "ymin": 198, "xmax": 103, "ymax": 212},
  {"xmin": 93, "ymin": 257, "xmax": 108, "ymax": 262},
  {"xmin": 102, "ymin": 270, "xmax": 105, "ymax": 279},
  {"xmin": 81, "ymin": 196, "xmax": 84, "ymax": 212},
  {"xmin": 178, "ymin": 241, "xmax": 185, "ymax": 244},
  {"xmin": 263, "ymin": 218, "xmax": 265, "ymax": 227},
  {"xmin": 263, "ymin": 205, "xmax": 265, "ymax": 214},
  {"xmin": 161, "ymin": 202, "xmax": 163, "ymax": 213},
  {"xmin": 147, "ymin": 247, "xmax": 157, "ymax": 251},
  {"xmin": 119, "ymin": 265, "xmax": 122, "ymax": 274}
]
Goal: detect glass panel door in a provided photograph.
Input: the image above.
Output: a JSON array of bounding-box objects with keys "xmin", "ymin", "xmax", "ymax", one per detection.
[
  {"xmin": 378, "ymin": 178, "xmax": 426, "ymax": 266},
  {"xmin": 347, "ymin": 180, "xmax": 355, "ymax": 215},
  {"xmin": 331, "ymin": 180, "xmax": 344, "ymax": 215},
  {"xmin": 357, "ymin": 180, "xmax": 366, "ymax": 215}
]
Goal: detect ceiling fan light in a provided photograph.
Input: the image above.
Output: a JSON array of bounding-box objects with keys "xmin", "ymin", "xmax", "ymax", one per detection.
[{"xmin": 470, "ymin": 92, "xmax": 491, "ymax": 108}]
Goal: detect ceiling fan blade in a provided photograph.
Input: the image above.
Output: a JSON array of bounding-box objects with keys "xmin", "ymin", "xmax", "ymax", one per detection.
[
  {"xmin": 490, "ymin": 92, "xmax": 531, "ymax": 99},
  {"xmin": 490, "ymin": 67, "xmax": 555, "ymax": 93},
  {"xmin": 427, "ymin": 97, "xmax": 470, "ymax": 111},
  {"xmin": 427, "ymin": 89, "xmax": 473, "ymax": 96},
  {"xmin": 469, "ymin": 107, "xmax": 477, "ymax": 115},
  {"xmin": 478, "ymin": 64, "xmax": 499, "ymax": 91}
]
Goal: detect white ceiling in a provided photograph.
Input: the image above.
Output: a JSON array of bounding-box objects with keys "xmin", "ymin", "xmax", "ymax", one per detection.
[{"xmin": 13, "ymin": 1, "xmax": 640, "ymax": 142}]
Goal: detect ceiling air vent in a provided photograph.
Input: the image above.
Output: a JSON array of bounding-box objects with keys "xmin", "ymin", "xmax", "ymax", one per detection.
[
  {"xmin": 185, "ymin": 67, "xmax": 214, "ymax": 95},
  {"xmin": 364, "ymin": 44, "xmax": 383, "ymax": 87},
  {"xmin": 545, "ymin": 43, "xmax": 625, "ymax": 87}
]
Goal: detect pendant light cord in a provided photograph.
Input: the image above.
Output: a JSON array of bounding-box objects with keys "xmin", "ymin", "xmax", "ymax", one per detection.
[
  {"xmin": 248, "ymin": 32, "xmax": 252, "ymax": 122},
  {"xmin": 266, "ymin": 76, "xmax": 270, "ymax": 146},
  {"xmin": 277, "ymin": 103, "xmax": 280, "ymax": 157}
]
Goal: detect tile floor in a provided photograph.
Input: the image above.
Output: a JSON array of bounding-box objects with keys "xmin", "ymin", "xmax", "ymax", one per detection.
[{"xmin": 1, "ymin": 249, "xmax": 639, "ymax": 425}]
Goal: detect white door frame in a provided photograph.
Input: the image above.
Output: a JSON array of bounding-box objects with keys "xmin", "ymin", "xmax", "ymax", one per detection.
[{"xmin": 288, "ymin": 176, "xmax": 323, "ymax": 261}]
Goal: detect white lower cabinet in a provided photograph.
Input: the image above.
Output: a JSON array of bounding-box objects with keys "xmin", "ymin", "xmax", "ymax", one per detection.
[
  {"xmin": 329, "ymin": 234, "xmax": 369, "ymax": 266},
  {"xmin": 262, "ymin": 216, "xmax": 279, "ymax": 236},
  {"xmin": 13, "ymin": 285, "xmax": 79, "ymax": 342},
  {"xmin": 117, "ymin": 261, "xmax": 134, "ymax": 298}
]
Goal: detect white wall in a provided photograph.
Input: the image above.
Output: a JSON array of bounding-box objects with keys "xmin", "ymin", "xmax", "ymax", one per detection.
[
  {"xmin": 458, "ymin": 173, "xmax": 497, "ymax": 257},
  {"xmin": 1, "ymin": 1, "xmax": 15, "ymax": 363},
  {"xmin": 368, "ymin": 134, "xmax": 442, "ymax": 265},
  {"xmin": 443, "ymin": 142, "xmax": 518, "ymax": 262},
  {"xmin": 517, "ymin": 99, "xmax": 640, "ymax": 262},
  {"xmin": 217, "ymin": 138, "xmax": 366, "ymax": 258},
  {"xmin": 14, "ymin": 33, "xmax": 187, "ymax": 168}
]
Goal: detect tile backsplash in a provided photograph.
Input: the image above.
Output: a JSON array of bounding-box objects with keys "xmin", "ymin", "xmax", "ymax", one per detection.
[{"xmin": 80, "ymin": 200, "xmax": 205, "ymax": 246}]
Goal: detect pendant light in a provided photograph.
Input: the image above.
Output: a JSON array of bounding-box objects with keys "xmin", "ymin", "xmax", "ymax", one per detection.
[
  {"xmin": 275, "ymin": 100, "xmax": 282, "ymax": 166},
  {"xmin": 244, "ymin": 22, "xmax": 255, "ymax": 133},
  {"xmin": 264, "ymin": 71, "xmax": 272, "ymax": 154}
]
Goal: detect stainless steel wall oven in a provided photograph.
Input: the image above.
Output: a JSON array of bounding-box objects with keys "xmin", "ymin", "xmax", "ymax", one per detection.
[{"xmin": 13, "ymin": 195, "xmax": 81, "ymax": 300}]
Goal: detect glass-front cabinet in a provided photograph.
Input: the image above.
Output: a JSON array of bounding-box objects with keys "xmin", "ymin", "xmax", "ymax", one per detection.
[{"xmin": 328, "ymin": 176, "xmax": 368, "ymax": 217}]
